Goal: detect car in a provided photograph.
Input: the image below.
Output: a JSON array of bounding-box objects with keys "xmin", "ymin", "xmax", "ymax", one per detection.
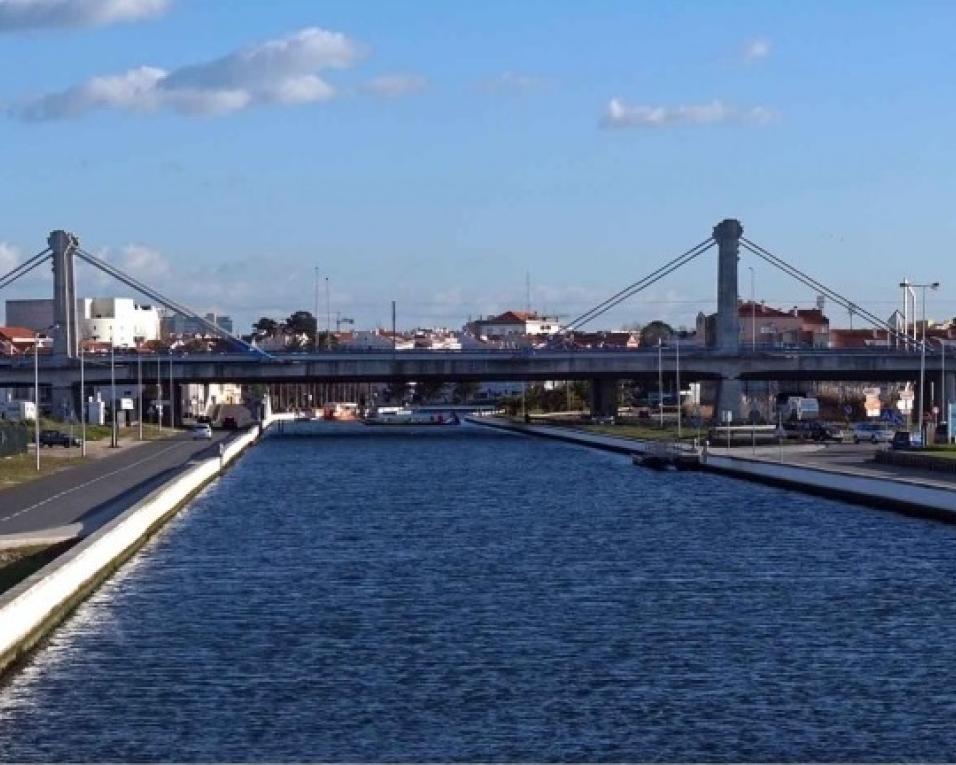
[
  {"xmin": 783, "ymin": 420, "xmax": 842, "ymax": 442},
  {"xmin": 39, "ymin": 429, "xmax": 81, "ymax": 448},
  {"xmin": 192, "ymin": 424, "xmax": 213, "ymax": 440},
  {"xmin": 890, "ymin": 431, "xmax": 923, "ymax": 451},
  {"xmin": 852, "ymin": 421, "xmax": 896, "ymax": 444},
  {"xmin": 221, "ymin": 416, "xmax": 238, "ymax": 430}
]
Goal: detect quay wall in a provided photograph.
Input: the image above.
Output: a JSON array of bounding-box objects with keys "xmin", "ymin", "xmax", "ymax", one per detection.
[
  {"xmin": 0, "ymin": 415, "xmax": 290, "ymax": 676},
  {"xmin": 467, "ymin": 417, "xmax": 956, "ymax": 524}
]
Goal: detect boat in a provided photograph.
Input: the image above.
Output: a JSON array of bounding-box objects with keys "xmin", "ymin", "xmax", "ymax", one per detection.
[
  {"xmin": 362, "ymin": 407, "xmax": 460, "ymax": 426},
  {"xmin": 322, "ymin": 402, "xmax": 360, "ymax": 421}
]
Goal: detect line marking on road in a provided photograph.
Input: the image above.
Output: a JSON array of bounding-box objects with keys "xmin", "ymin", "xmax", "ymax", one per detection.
[{"xmin": 0, "ymin": 441, "xmax": 191, "ymax": 524}]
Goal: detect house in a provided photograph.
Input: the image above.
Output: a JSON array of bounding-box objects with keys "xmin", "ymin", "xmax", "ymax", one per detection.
[
  {"xmin": 465, "ymin": 311, "xmax": 563, "ymax": 339},
  {"xmin": 696, "ymin": 301, "xmax": 830, "ymax": 348},
  {"xmin": 0, "ymin": 326, "xmax": 51, "ymax": 356}
]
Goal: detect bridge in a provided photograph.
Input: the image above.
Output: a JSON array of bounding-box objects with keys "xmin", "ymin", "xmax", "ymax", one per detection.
[{"xmin": 1, "ymin": 219, "xmax": 950, "ymax": 422}]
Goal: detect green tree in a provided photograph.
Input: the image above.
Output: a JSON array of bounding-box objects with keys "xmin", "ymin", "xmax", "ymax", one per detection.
[
  {"xmin": 639, "ymin": 320, "xmax": 673, "ymax": 347},
  {"xmin": 253, "ymin": 317, "xmax": 279, "ymax": 336},
  {"xmin": 284, "ymin": 311, "xmax": 318, "ymax": 341}
]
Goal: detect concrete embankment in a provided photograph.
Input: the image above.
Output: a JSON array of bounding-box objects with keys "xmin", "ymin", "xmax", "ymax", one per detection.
[
  {"xmin": 467, "ymin": 417, "xmax": 956, "ymax": 524},
  {"xmin": 0, "ymin": 416, "xmax": 287, "ymax": 676}
]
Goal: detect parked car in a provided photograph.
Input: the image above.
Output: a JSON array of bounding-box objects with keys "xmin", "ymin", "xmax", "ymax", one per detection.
[
  {"xmin": 221, "ymin": 416, "xmax": 238, "ymax": 430},
  {"xmin": 39, "ymin": 430, "xmax": 81, "ymax": 448},
  {"xmin": 783, "ymin": 420, "xmax": 844, "ymax": 442},
  {"xmin": 890, "ymin": 431, "xmax": 923, "ymax": 451},
  {"xmin": 852, "ymin": 421, "xmax": 896, "ymax": 444},
  {"xmin": 191, "ymin": 423, "xmax": 213, "ymax": 441}
]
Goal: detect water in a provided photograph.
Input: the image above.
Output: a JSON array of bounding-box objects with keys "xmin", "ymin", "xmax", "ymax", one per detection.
[{"xmin": 2, "ymin": 426, "xmax": 956, "ymax": 761}]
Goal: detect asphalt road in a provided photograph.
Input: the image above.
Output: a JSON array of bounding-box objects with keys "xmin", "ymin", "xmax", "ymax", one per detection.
[{"xmin": 0, "ymin": 432, "xmax": 232, "ymax": 540}]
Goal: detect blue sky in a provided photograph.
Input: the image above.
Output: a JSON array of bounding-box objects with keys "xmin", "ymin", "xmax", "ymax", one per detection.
[{"xmin": 1, "ymin": 0, "xmax": 955, "ymax": 333}]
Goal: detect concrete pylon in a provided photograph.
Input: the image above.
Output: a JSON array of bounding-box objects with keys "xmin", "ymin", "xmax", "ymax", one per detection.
[
  {"xmin": 48, "ymin": 230, "xmax": 79, "ymax": 360},
  {"xmin": 590, "ymin": 379, "xmax": 618, "ymax": 419},
  {"xmin": 713, "ymin": 218, "xmax": 743, "ymax": 353}
]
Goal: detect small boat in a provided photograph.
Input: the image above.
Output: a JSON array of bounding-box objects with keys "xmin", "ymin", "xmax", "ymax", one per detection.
[{"xmin": 362, "ymin": 407, "xmax": 460, "ymax": 426}]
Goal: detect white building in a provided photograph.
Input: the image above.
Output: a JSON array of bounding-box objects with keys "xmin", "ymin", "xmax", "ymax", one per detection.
[
  {"xmin": 466, "ymin": 311, "xmax": 562, "ymax": 339},
  {"xmin": 80, "ymin": 298, "xmax": 161, "ymax": 348}
]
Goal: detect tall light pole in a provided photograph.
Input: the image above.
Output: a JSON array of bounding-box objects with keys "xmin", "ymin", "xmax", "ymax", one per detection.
[
  {"xmin": 33, "ymin": 332, "xmax": 40, "ymax": 471},
  {"xmin": 314, "ymin": 266, "xmax": 320, "ymax": 351},
  {"xmin": 325, "ymin": 276, "xmax": 331, "ymax": 351},
  {"xmin": 157, "ymin": 353, "xmax": 163, "ymax": 433},
  {"xmin": 748, "ymin": 265, "xmax": 756, "ymax": 352},
  {"xmin": 909, "ymin": 281, "xmax": 940, "ymax": 445},
  {"xmin": 80, "ymin": 341, "xmax": 86, "ymax": 457},
  {"xmin": 110, "ymin": 329, "xmax": 118, "ymax": 448},
  {"xmin": 657, "ymin": 337, "xmax": 663, "ymax": 427},
  {"xmin": 675, "ymin": 332, "xmax": 681, "ymax": 439},
  {"xmin": 137, "ymin": 347, "xmax": 143, "ymax": 441},
  {"xmin": 169, "ymin": 349, "xmax": 174, "ymax": 429}
]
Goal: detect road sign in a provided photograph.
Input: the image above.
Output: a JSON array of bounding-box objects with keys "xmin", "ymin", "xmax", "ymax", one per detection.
[{"xmin": 897, "ymin": 399, "xmax": 913, "ymax": 412}]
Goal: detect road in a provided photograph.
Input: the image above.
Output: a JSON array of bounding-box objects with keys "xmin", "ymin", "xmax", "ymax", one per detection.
[
  {"xmin": 0, "ymin": 432, "xmax": 232, "ymax": 543},
  {"xmin": 743, "ymin": 441, "xmax": 956, "ymax": 488}
]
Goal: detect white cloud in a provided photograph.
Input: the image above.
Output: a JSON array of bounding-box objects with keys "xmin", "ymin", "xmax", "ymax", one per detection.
[
  {"xmin": 743, "ymin": 37, "xmax": 772, "ymax": 61},
  {"xmin": 118, "ymin": 244, "xmax": 169, "ymax": 279},
  {"xmin": 364, "ymin": 73, "xmax": 426, "ymax": 98},
  {"xmin": 13, "ymin": 26, "xmax": 361, "ymax": 120},
  {"xmin": 601, "ymin": 98, "xmax": 777, "ymax": 129},
  {"xmin": 0, "ymin": 0, "xmax": 168, "ymax": 32},
  {"xmin": 0, "ymin": 242, "xmax": 20, "ymax": 274}
]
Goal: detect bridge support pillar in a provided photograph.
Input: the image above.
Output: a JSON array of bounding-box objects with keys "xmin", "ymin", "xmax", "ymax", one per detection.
[
  {"xmin": 48, "ymin": 230, "xmax": 79, "ymax": 360},
  {"xmin": 49, "ymin": 384, "xmax": 75, "ymax": 423},
  {"xmin": 713, "ymin": 219, "xmax": 743, "ymax": 352},
  {"xmin": 716, "ymin": 377, "xmax": 743, "ymax": 423},
  {"xmin": 590, "ymin": 379, "xmax": 618, "ymax": 419}
]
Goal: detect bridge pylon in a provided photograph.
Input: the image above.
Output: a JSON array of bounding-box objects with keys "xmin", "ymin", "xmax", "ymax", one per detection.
[
  {"xmin": 713, "ymin": 219, "xmax": 744, "ymax": 420},
  {"xmin": 48, "ymin": 230, "xmax": 79, "ymax": 360}
]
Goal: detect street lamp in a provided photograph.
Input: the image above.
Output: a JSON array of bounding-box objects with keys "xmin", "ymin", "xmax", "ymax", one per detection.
[
  {"xmin": 748, "ymin": 266, "xmax": 756, "ymax": 352},
  {"xmin": 79, "ymin": 340, "xmax": 86, "ymax": 457},
  {"xmin": 905, "ymin": 281, "xmax": 941, "ymax": 445},
  {"xmin": 33, "ymin": 331, "xmax": 40, "ymax": 470},
  {"xmin": 137, "ymin": 344, "xmax": 143, "ymax": 441},
  {"xmin": 110, "ymin": 328, "xmax": 118, "ymax": 448},
  {"xmin": 169, "ymin": 349, "xmax": 175, "ymax": 429}
]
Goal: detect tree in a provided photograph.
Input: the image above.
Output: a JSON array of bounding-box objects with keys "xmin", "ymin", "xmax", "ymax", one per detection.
[
  {"xmin": 253, "ymin": 317, "xmax": 279, "ymax": 336},
  {"xmin": 284, "ymin": 311, "xmax": 318, "ymax": 340},
  {"xmin": 640, "ymin": 320, "xmax": 673, "ymax": 347}
]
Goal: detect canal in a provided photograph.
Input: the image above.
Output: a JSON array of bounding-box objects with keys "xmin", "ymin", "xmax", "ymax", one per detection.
[{"xmin": 2, "ymin": 425, "xmax": 956, "ymax": 760}]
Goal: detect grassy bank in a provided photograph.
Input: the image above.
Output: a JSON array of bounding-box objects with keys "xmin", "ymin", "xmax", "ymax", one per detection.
[
  {"xmin": 0, "ymin": 541, "xmax": 76, "ymax": 596},
  {"xmin": 0, "ymin": 453, "xmax": 86, "ymax": 490}
]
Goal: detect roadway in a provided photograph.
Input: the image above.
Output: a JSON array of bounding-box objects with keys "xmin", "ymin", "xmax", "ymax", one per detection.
[{"xmin": 0, "ymin": 431, "xmax": 232, "ymax": 544}]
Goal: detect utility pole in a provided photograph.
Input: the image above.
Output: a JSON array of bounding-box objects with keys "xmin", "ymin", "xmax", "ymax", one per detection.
[
  {"xmin": 748, "ymin": 266, "xmax": 756, "ymax": 351},
  {"xmin": 157, "ymin": 353, "xmax": 162, "ymax": 432},
  {"xmin": 391, "ymin": 300, "xmax": 397, "ymax": 356}
]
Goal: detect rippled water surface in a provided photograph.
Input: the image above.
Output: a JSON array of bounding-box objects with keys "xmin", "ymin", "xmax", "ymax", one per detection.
[{"xmin": 2, "ymin": 426, "xmax": 956, "ymax": 761}]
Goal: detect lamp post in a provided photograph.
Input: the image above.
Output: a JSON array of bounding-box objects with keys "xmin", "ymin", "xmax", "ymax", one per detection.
[
  {"xmin": 137, "ymin": 347, "xmax": 143, "ymax": 441},
  {"xmin": 675, "ymin": 332, "xmax": 681, "ymax": 440},
  {"xmin": 657, "ymin": 337, "xmax": 663, "ymax": 427},
  {"xmin": 33, "ymin": 332, "xmax": 40, "ymax": 470},
  {"xmin": 80, "ymin": 341, "xmax": 86, "ymax": 457},
  {"xmin": 169, "ymin": 349, "xmax": 174, "ymax": 429},
  {"xmin": 748, "ymin": 266, "xmax": 756, "ymax": 352},
  {"xmin": 906, "ymin": 281, "xmax": 941, "ymax": 446},
  {"xmin": 110, "ymin": 329, "xmax": 118, "ymax": 448},
  {"xmin": 156, "ymin": 353, "xmax": 162, "ymax": 432}
]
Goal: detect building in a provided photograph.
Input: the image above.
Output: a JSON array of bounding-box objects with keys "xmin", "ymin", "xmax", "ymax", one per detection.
[
  {"xmin": 79, "ymin": 298, "xmax": 161, "ymax": 348},
  {"xmin": 465, "ymin": 311, "xmax": 563, "ymax": 339},
  {"xmin": 161, "ymin": 311, "xmax": 233, "ymax": 339},
  {"xmin": 4, "ymin": 299, "xmax": 54, "ymax": 332},
  {"xmin": 0, "ymin": 326, "xmax": 52, "ymax": 356},
  {"xmin": 697, "ymin": 301, "xmax": 830, "ymax": 349}
]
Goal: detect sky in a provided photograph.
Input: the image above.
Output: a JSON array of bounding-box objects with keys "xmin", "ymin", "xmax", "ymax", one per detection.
[{"xmin": 1, "ymin": 0, "xmax": 955, "ymax": 334}]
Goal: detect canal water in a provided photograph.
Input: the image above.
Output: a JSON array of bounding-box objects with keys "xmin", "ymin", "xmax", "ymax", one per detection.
[{"xmin": 2, "ymin": 426, "xmax": 956, "ymax": 761}]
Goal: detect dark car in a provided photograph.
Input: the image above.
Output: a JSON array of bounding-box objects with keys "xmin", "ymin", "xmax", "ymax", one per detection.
[
  {"xmin": 39, "ymin": 429, "xmax": 81, "ymax": 448},
  {"xmin": 221, "ymin": 416, "xmax": 238, "ymax": 430},
  {"xmin": 891, "ymin": 431, "xmax": 922, "ymax": 451},
  {"xmin": 784, "ymin": 420, "xmax": 840, "ymax": 442}
]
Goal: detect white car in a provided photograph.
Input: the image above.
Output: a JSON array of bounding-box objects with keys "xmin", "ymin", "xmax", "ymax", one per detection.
[
  {"xmin": 192, "ymin": 423, "xmax": 213, "ymax": 441},
  {"xmin": 852, "ymin": 421, "xmax": 895, "ymax": 444}
]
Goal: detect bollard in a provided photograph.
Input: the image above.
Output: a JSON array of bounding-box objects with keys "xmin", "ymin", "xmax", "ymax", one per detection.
[{"xmin": 219, "ymin": 442, "xmax": 225, "ymax": 472}]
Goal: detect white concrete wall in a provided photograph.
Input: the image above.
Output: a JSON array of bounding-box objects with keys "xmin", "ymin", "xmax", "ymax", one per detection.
[{"xmin": 0, "ymin": 414, "xmax": 289, "ymax": 673}]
